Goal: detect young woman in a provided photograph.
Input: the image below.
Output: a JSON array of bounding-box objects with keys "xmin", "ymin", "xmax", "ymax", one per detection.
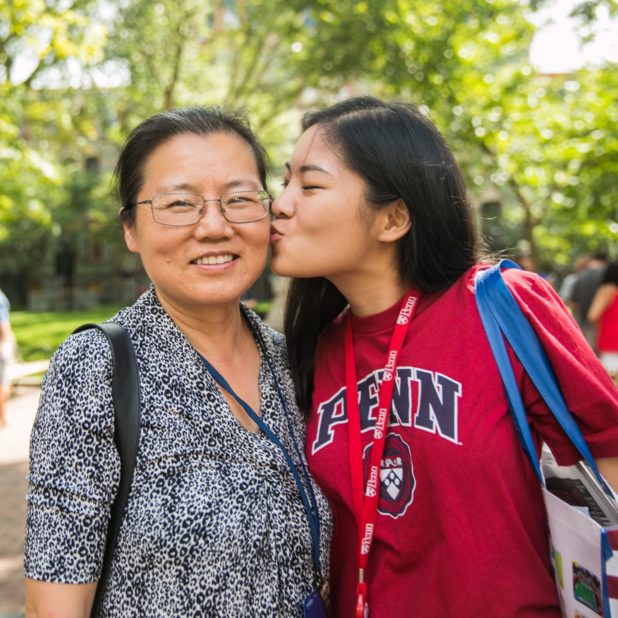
[
  {"xmin": 25, "ymin": 107, "xmax": 331, "ymax": 617},
  {"xmin": 270, "ymin": 96, "xmax": 618, "ymax": 618}
]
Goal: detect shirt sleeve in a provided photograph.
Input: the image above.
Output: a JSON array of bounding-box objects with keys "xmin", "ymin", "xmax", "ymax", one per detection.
[
  {"xmin": 503, "ymin": 268, "xmax": 618, "ymax": 465},
  {"xmin": 0, "ymin": 292, "xmax": 9, "ymax": 323},
  {"xmin": 24, "ymin": 329, "xmax": 120, "ymax": 583}
]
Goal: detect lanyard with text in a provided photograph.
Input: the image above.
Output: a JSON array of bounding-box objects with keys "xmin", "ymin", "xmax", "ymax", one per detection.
[
  {"xmin": 196, "ymin": 314, "xmax": 324, "ymax": 610},
  {"xmin": 344, "ymin": 291, "xmax": 418, "ymax": 618}
]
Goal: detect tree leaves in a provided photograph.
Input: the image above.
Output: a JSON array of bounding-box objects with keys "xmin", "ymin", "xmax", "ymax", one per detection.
[{"xmin": 0, "ymin": 0, "xmax": 615, "ymax": 287}]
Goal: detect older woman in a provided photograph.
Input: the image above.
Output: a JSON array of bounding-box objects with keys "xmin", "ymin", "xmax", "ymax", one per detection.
[{"xmin": 24, "ymin": 107, "xmax": 331, "ymax": 617}]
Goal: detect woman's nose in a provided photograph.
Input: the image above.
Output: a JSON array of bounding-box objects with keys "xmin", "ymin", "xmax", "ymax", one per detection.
[
  {"xmin": 271, "ymin": 188, "xmax": 294, "ymax": 219},
  {"xmin": 193, "ymin": 202, "xmax": 234, "ymax": 239}
]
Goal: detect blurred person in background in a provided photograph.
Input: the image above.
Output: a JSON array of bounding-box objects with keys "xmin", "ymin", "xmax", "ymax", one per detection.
[
  {"xmin": 0, "ymin": 286, "xmax": 13, "ymax": 428},
  {"xmin": 559, "ymin": 255, "xmax": 589, "ymax": 308},
  {"xmin": 569, "ymin": 251, "xmax": 608, "ymax": 348},
  {"xmin": 588, "ymin": 260, "xmax": 618, "ymax": 385}
]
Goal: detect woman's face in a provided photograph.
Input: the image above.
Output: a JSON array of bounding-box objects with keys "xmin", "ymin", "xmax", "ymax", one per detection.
[
  {"xmin": 123, "ymin": 132, "xmax": 270, "ymax": 313},
  {"xmin": 270, "ymin": 125, "xmax": 384, "ymax": 284}
]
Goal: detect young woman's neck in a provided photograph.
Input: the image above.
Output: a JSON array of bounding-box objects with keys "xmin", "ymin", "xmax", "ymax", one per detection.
[{"xmin": 330, "ymin": 271, "xmax": 410, "ymax": 318}]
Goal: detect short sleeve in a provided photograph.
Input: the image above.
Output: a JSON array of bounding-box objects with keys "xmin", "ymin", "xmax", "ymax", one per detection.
[
  {"xmin": 503, "ymin": 269, "xmax": 618, "ymax": 465},
  {"xmin": 25, "ymin": 330, "xmax": 121, "ymax": 583}
]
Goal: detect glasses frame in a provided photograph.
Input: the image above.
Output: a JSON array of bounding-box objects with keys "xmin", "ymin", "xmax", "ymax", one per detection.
[{"xmin": 130, "ymin": 189, "xmax": 272, "ymax": 226}]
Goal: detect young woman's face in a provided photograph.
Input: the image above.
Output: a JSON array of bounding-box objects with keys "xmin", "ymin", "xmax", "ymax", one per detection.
[
  {"xmin": 270, "ymin": 125, "xmax": 383, "ymax": 283},
  {"xmin": 123, "ymin": 132, "xmax": 270, "ymax": 313}
]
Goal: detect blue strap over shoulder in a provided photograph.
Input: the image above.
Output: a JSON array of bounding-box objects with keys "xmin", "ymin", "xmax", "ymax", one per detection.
[{"xmin": 475, "ymin": 259, "xmax": 613, "ymax": 496}]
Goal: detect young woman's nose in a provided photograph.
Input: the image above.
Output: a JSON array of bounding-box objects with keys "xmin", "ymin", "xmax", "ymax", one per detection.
[{"xmin": 271, "ymin": 186, "xmax": 295, "ymax": 219}]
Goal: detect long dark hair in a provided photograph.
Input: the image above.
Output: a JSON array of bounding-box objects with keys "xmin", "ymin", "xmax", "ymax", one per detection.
[
  {"xmin": 284, "ymin": 96, "xmax": 479, "ymax": 411},
  {"xmin": 115, "ymin": 106, "xmax": 268, "ymax": 223}
]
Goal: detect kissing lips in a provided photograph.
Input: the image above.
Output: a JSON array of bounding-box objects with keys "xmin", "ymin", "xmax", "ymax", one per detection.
[{"xmin": 270, "ymin": 225, "xmax": 283, "ymax": 244}]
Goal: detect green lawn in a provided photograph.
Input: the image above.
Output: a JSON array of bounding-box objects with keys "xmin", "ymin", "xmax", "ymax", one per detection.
[
  {"xmin": 11, "ymin": 301, "xmax": 272, "ymax": 362},
  {"xmin": 11, "ymin": 306, "xmax": 123, "ymax": 361}
]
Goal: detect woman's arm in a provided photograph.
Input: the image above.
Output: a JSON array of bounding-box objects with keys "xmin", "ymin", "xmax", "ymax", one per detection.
[
  {"xmin": 24, "ymin": 580, "xmax": 97, "ymax": 618},
  {"xmin": 597, "ymin": 457, "xmax": 618, "ymax": 494},
  {"xmin": 25, "ymin": 331, "xmax": 119, "ymax": 610},
  {"xmin": 587, "ymin": 284, "xmax": 614, "ymax": 324}
]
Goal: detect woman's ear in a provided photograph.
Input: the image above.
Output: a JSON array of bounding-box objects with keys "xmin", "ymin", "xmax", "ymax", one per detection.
[
  {"xmin": 377, "ymin": 198, "xmax": 411, "ymax": 243},
  {"xmin": 121, "ymin": 210, "xmax": 139, "ymax": 254}
]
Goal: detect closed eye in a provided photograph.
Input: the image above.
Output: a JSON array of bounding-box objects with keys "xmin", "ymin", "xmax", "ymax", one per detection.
[{"xmin": 156, "ymin": 199, "xmax": 197, "ymax": 210}]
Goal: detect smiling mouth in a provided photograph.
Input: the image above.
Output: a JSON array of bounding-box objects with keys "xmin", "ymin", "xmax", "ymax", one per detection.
[{"xmin": 193, "ymin": 254, "xmax": 236, "ymax": 265}]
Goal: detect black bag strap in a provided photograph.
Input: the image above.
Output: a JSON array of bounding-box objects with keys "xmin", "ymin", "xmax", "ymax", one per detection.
[{"xmin": 72, "ymin": 322, "xmax": 141, "ymax": 617}]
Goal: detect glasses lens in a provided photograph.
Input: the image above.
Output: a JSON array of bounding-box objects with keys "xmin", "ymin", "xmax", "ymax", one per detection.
[
  {"xmin": 151, "ymin": 194, "xmax": 202, "ymax": 226},
  {"xmin": 222, "ymin": 190, "xmax": 269, "ymax": 223}
]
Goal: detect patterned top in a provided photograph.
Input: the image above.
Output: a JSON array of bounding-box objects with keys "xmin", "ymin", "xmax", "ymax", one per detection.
[{"xmin": 25, "ymin": 287, "xmax": 332, "ymax": 617}]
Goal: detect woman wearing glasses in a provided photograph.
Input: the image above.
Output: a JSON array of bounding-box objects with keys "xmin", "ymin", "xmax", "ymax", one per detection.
[
  {"xmin": 270, "ymin": 96, "xmax": 618, "ymax": 617},
  {"xmin": 24, "ymin": 107, "xmax": 331, "ymax": 617}
]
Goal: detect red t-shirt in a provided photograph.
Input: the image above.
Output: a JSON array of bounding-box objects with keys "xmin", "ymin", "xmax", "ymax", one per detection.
[
  {"xmin": 306, "ymin": 265, "xmax": 618, "ymax": 618},
  {"xmin": 598, "ymin": 290, "xmax": 618, "ymax": 352}
]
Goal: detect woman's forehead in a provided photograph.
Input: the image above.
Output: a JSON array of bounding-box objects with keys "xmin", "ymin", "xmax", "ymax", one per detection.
[
  {"xmin": 141, "ymin": 132, "xmax": 261, "ymax": 185},
  {"xmin": 288, "ymin": 126, "xmax": 343, "ymax": 172}
]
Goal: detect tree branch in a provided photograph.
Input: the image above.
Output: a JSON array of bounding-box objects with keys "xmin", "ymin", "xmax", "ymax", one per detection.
[
  {"xmin": 225, "ymin": 30, "xmax": 268, "ymax": 104},
  {"xmin": 162, "ymin": 35, "xmax": 184, "ymax": 109}
]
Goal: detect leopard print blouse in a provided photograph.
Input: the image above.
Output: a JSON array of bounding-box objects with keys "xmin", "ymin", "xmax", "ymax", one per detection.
[{"xmin": 25, "ymin": 287, "xmax": 332, "ymax": 617}]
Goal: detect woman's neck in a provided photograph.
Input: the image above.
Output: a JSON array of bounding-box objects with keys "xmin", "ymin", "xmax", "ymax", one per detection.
[
  {"xmin": 156, "ymin": 291, "xmax": 252, "ymax": 365},
  {"xmin": 330, "ymin": 271, "xmax": 410, "ymax": 318}
]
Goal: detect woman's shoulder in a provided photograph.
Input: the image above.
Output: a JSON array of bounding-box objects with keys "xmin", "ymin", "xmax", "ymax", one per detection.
[
  {"xmin": 39, "ymin": 329, "xmax": 115, "ymax": 412},
  {"xmin": 468, "ymin": 262, "xmax": 559, "ymax": 302},
  {"xmin": 470, "ymin": 262, "xmax": 586, "ymax": 347},
  {"xmin": 45, "ymin": 292, "xmax": 150, "ymax": 382},
  {"xmin": 51, "ymin": 327, "xmax": 113, "ymax": 371},
  {"xmin": 598, "ymin": 282, "xmax": 618, "ymax": 297},
  {"xmin": 428, "ymin": 263, "xmax": 567, "ymax": 332}
]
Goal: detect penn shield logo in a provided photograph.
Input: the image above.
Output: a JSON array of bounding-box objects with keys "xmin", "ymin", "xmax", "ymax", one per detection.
[{"xmin": 363, "ymin": 433, "xmax": 415, "ymax": 519}]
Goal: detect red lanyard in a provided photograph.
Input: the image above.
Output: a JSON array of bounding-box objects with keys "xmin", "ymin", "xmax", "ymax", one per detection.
[{"xmin": 344, "ymin": 291, "xmax": 418, "ymax": 618}]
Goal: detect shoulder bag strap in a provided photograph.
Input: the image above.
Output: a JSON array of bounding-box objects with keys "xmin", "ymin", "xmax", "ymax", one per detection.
[
  {"xmin": 474, "ymin": 260, "xmax": 613, "ymax": 497},
  {"xmin": 72, "ymin": 322, "xmax": 141, "ymax": 616}
]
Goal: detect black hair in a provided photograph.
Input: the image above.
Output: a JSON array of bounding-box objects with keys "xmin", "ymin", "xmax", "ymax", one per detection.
[
  {"xmin": 115, "ymin": 106, "xmax": 268, "ymax": 223},
  {"xmin": 284, "ymin": 96, "xmax": 479, "ymax": 411},
  {"xmin": 591, "ymin": 250, "xmax": 609, "ymax": 262},
  {"xmin": 601, "ymin": 261, "xmax": 618, "ymax": 286}
]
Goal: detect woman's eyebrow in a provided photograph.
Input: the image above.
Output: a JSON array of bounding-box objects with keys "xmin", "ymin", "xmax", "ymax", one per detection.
[
  {"xmin": 284, "ymin": 162, "xmax": 331, "ymax": 175},
  {"xmin": 300, "ymin": 164, "xmax": 331, "ymax": 175},
  {"xmin": 222, "ymin": 178, "xmax": 261, "ymax": 190},
  {"xmin": 158, "ymin": 182, "xmax": 197, "ymax": 192},
  {"xmin": 158, "ymin": 179, "xmax": 258, "ymax": 192}
]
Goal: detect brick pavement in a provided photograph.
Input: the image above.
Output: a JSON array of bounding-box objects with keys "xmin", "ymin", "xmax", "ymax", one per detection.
[{"xmin": 0, "ymin": 388, "xmax": 41, "ymax": 618}]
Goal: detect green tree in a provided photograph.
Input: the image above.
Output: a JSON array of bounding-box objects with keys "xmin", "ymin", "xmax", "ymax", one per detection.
[
  {"xmin": 289, "ymin": 0, "xmax": 617, "ymax": 267},
  {"xmin": 1, "ymin": 0, "xmax": 616, "ymax": 300},
  {"xmin": 0, "ymin": 0, "xmax": 113, "ymax": 277}
]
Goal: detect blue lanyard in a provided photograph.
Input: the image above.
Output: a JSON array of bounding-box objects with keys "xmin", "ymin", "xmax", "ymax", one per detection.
[{"xmin": 196, "ymin": 316, "xmax": 322, "ymax": 579}]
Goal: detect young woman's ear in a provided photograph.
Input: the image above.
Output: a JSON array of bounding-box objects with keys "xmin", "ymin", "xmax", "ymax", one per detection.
[{"xmin": 377, "ymin": 198, "xmax": 411, "ymax": 243}]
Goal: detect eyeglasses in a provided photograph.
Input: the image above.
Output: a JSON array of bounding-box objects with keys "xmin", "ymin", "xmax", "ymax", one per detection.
[{"xmin": 131, "ymin": 190, "xmax": 271, "ymax": 226}]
